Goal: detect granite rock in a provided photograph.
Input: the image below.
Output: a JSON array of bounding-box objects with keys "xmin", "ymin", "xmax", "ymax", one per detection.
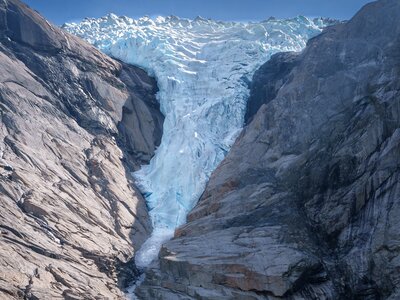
[{"xmin": 0, "ymin": 0, "xmax": 163, "ymax": 298}]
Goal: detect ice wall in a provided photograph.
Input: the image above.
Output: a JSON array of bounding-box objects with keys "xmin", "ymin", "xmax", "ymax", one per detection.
[{"xmin": 64, "ymin": 15, "xmax": 328, "ymax": 267}]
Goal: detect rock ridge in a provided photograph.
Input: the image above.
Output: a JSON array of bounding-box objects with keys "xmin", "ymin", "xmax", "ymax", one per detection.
[{"xmin": 0, "ymin": 0, "xmax": 163, "ymax": 298}]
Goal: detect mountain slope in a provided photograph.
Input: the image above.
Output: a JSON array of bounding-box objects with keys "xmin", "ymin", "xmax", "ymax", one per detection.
[
  {"xmin": 137, "ymin": 0, "xmax": 400, "ymax": 298},
  {"xmin": 0, "ymin": 0, "xmax": 163, "ymax": 298}
]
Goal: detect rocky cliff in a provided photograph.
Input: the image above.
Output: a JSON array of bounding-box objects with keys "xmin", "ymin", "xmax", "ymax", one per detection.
[
  {"xmin": 137, "ymin": 0, "xmax": 400, "ymax": 299},
  {"xmin": 0, "ymin": 0, "xmax": 163, "ymax": 298}
]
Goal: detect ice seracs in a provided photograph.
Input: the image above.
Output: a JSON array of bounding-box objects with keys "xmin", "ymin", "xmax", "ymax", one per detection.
[{"xmin": 64, "ymin": 15, "xmax": 328, "ymax": 267}]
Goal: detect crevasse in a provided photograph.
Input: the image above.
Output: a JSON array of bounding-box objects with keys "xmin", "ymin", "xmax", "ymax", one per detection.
[{"xmin": 64, "ymin": 15, "xmax": 327, "ymax": 267}]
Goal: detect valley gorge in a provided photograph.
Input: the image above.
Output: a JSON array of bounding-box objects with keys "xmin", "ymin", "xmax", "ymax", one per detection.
[
  {"xmin": 0, "ymin": 0, "xmax": 399, "ymax": 299},
  {"xmin": 63, "ymin": 13, "xmax": 329, "ymax": 269}
]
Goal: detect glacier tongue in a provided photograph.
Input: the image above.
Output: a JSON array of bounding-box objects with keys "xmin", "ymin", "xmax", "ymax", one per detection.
[{"xmin": 64, "ymin": 15, "xmax": 326, "ymax": 267}]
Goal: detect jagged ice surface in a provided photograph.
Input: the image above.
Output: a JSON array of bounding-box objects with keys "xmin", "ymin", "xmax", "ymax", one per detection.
[{"xmin": 64, "ymin": 15, "xmax": 327, "ymax": 267}]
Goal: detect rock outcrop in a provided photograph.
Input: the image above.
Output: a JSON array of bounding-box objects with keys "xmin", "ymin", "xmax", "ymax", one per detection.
[
  {"xmin": 137, "ymin": 0, "xmax": 400, "ymax": 299},
  {"xmin": 0, "ymin": 0, "xmax": 163, "ymax": 298}
]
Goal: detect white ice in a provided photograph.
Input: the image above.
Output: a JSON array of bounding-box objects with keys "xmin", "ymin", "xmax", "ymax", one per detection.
[
  {"xmin": 134, "ymin": 228, "xmax": 174, "ymax": 268},
  {"xmin": 64, "ymin": 15, "xmax": 328, "ymax": 267}
]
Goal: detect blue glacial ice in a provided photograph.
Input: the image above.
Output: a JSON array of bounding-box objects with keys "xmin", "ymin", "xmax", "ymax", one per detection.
[{"xmin": 64, "ymin": 15, "xmax": 328, "ymax": 267}]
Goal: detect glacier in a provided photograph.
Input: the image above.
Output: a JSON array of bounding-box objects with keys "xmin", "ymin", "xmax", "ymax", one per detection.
[{"xmin": 64, "ymin": 15, "xmax": 328, "ymax": 267}]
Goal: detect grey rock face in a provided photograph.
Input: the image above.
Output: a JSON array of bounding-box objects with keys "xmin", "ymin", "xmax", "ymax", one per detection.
[
  {"xmin": 137, "ymin": 0, "xmax": 400, "ymax": 299},
  {"xmin": 0, "ymin": 0, "xmax": 163, "ymax": 298},
  {"xmin": 244, "ymin": 52, "xmax": 299, "ymax": 125}
]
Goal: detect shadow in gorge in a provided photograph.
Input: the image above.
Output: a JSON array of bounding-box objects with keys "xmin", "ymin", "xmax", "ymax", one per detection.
[
  {"xmin": 114, "ymin": 60, "xmax": 164, "ymax": 289},
  {"xmin": 115, "ymin": 60, "xmax": 164, "ymax": 172}
]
